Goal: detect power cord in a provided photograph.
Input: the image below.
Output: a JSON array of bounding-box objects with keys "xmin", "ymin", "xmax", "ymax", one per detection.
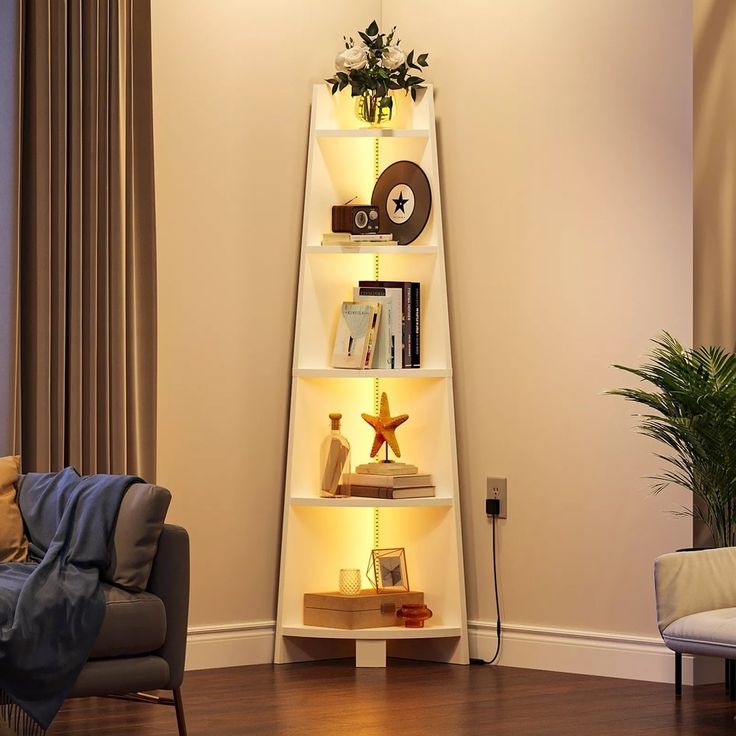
[{"xmin": 470, "ymin": 509, "xmax": 501, "ymax": 665}]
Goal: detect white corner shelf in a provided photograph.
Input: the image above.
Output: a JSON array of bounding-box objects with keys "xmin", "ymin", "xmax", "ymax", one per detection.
[{"xmin": 274, "ymin": 84, "xmax": 468, "ymax": 668}]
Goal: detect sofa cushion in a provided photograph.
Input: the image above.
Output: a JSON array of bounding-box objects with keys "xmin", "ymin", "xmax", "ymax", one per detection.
[
  {"xmin": 90, "ymin": 584, "xmax": 167, "ymax": 659},
  {"xmin": 662, "ymin": 607, "xmax": 736, "ymax": 658},
  {"xmin": 0, "ymin": 455, "xmax": 28, "ymax": 563},
  {"xmin": 103, "ymin": 483, "xmax": 171, "ymax": 593}
]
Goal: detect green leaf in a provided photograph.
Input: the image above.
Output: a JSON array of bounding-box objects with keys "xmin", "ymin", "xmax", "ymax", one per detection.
[
  {"xmin": 366, "ymin": 19, "xmax": 379, "ymax": 36},
  {"xmin": 411, "ymin": 86, "xmax": 417, "ymax": 101},
  {"xmin": 358, "ymin": 31, "xmax": 372, "ymax": 46},
  {"xmin": 417, "ymin": 53, "xmax": 429, "ymax": 67},
  {"xmin": 406, "ymin": 50, "xmax": 414, "ymax": 68},
  {"xmin": 407, "ymin": 76, "xmax": 424, "ymax": 86},
  {"xmin": 331, "ymin": 83, "xmax": 338, "ymax": 95},
  {"xmin": 339, "ymin": 80, "xmax": 348, "ymax": 91},
  {"xmin": 610, "ymin": 331, "xmax": 736, "ymax": 546}
]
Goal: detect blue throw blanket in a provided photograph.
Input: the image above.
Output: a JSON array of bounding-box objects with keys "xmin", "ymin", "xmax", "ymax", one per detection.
[{"xmin": 0, "ymin": 468, "xmax": 140, "ymax": 735}]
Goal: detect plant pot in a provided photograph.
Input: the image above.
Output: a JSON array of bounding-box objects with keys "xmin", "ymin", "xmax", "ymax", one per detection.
[{"xmin": 355, "ymin": 92, "xmax": 394, "ymax": 126}]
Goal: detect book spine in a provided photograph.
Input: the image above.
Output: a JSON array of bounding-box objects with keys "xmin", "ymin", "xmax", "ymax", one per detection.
[
  {"xmin": 349, "ymin": 486, "xmax": 435, "ymax": 499},
  {"xmin": 347, "ymin": 473, "xmax": 433, "ymax": 488},
  {"xmin": 359, "ymin": 281, "xmax": 406, "ymax": 370},
  {"xmin": 402, "ymin": 283, "xmax": 411, "ymax": 368},
  {"xmin": 363, "ymin": 305, "xmax": 381, "ymax": 369},
  {"xmin": 411, "ymin": 282, "xmax": 420, "ymax": 368},
  {"xmin": 349, "ymin": 486, "xmax": 394, "ymax": 499}
]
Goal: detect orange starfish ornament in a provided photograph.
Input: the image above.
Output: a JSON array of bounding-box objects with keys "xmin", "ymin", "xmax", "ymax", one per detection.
[{"xmin": 361, "ymin": 392, "xmax": 409, "ymax": 458}]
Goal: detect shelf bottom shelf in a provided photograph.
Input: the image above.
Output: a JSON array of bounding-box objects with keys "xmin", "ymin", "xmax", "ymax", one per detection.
[
  {"xmin": 281, "ymin": 624, "xmax": 462, "ymax": 640},
  {"xmin": 277, "ymin": 624, "xmax": 468, "ymax": 667}
]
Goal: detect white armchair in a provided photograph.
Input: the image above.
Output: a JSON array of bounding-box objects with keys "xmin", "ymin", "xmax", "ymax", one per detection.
[{"xmin": 654, "ymin": 547, "xmax": 736, "ymax": 697}]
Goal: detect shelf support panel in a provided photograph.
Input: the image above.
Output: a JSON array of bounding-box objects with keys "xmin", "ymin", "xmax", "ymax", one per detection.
[{"xmin": 355, "ymin": 639, "xmax": 387, "ymax": 668}]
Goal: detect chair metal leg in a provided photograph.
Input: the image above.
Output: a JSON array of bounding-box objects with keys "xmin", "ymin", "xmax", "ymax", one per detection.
[
  {"xmin": 675, "ymin": 652, "xmax": 682, "ymax": 698},
  {"xmin": 174, "ymin": 687, "xmax": 188, "ymax": 736},
  {"xmin": 105, "ymin": 689, "xmax": 187, "ymax": 735},
  {"xmin": 729, "ymin": 660, "xmax": 736, "ymax": 702}
]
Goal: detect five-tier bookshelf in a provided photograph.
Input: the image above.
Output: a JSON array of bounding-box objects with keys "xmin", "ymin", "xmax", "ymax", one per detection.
[{"xmin": 274, "ymin": 84, "xmax": 468, "ymax": 667}]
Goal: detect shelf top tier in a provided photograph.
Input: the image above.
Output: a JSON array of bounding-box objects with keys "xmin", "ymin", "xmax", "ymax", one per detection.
[{"xmin": 313, "ymin": 83, "xmax": 433, "ymax": 133}]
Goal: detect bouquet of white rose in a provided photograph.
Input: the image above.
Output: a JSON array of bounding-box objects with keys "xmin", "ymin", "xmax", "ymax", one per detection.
[{"xmin": 326, "ymin": 20, "xmax": 429, "ymax": 123}]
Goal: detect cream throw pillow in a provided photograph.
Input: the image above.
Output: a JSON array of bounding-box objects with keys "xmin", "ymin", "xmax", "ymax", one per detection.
[{"xmin": 0, "ymin": 455, "xmax": 28, "ymax": 562}]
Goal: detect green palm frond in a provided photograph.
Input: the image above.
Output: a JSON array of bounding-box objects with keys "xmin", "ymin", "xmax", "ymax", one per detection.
[{"xmin": 610, "ymin": 333, "xmax": 736, "ymax": 547}]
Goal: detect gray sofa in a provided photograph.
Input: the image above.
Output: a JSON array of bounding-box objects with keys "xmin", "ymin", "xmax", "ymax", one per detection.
[{"xmin": 17, "ymin": 477, "xmax": 190, "ymax": 736}]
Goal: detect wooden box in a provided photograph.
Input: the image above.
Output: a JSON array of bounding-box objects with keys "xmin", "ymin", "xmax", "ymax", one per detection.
[{"xmin": 303, "ymin": 590, "xmax": 424, "ymax": 629}]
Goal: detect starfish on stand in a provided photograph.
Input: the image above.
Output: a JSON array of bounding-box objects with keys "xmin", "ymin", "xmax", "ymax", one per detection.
[{"xmin": 361, "ymin": 392, "xmax": 409, "ymax": 459}]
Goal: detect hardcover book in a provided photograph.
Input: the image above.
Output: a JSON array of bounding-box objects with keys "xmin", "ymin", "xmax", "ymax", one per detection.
[
  {"xmin": 331, "ymin": 302, "xmax": 382, "ymax": 369},
  {"xmin": 322, "ymin": 232, "xmax": 395, "ymax": 243},
  {"xmin": 358, "ymin": 281, "xmax": 420, "ymax": 368},
  {"xmin": 353, "ymin": 288, "xmax": 400, "ymax": 370},
  {"xmin": 348, "ymin": 485, "xmax": 436, "ymax": 499},
  {"xmin": 347, "ymin": 472, "xmax": 433, "ymax": 488}
]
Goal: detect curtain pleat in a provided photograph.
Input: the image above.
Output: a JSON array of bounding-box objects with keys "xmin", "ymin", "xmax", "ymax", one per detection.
[
  {"xmin": 18, "ymin": 0, "xmax": 157, "ymax": 481},
  {"xmin": 0, "ymin": 1, "xmax": 21, "ymax": 455}
]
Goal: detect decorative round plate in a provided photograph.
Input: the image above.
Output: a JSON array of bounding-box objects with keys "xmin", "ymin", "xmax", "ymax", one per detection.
[{"xmin": 371, "ymin": 161, "xmax": 432, "ymax": 245}]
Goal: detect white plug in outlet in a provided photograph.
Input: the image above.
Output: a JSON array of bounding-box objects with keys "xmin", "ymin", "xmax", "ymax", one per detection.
[{"xmin": 487, "ymin": 477, "xmax": 507, "ymax": 519}]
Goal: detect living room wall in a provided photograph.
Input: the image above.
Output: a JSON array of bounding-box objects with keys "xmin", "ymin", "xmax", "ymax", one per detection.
[
  {"xmin": 152, "ymin": 0, "xmax": 693, "ymax": 675},
  {"xmin": 151, "ymin": 0, "xmax": 376, "ymax": 665},
  {"xmin": 383, "ymin": 0, "xmax": 692, "ymax": 660}
]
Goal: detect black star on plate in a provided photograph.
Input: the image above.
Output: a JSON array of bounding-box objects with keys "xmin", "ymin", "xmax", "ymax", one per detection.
[{"xmin": 392, "ymin": 190, "xmax": 409, "ymax": 214}]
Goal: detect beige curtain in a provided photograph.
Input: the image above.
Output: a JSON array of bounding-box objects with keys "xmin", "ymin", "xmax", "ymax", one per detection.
[
  {"xmin": 695, "ymin": 0, "xmax": 736, "ymax": 351},
  {"xmin": 694, "ymin": 0, "xmax": 736, "ymax": 546},
  {"xmin": 18, "ymin": 0, "xmax": 157, "ymax": 481}
]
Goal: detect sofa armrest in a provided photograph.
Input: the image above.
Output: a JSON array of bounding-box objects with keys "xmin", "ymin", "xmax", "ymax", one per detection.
[
  {"xmin": 655, "ymin": 547, "xmax": 736, "ymax": 632},
  {"xmin": 147, "ymin": 524, "xmax": 189, "ymax": 689}
]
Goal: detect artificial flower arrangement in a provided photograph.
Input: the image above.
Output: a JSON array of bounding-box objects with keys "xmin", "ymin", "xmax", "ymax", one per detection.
[{"xmin": 326, "ymin": 20, "xmax": 429, "ymax": 123}]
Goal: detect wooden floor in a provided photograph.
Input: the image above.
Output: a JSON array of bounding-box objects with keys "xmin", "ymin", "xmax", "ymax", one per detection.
[{"xmin": 44, "ymin": 660, "xmax": 736, "ymax": 736}]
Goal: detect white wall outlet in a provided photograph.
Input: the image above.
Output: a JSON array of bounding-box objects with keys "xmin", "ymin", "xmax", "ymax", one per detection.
[{"xmin": 487, "ymin": 477, "xmax": 508, "ymax": 519}]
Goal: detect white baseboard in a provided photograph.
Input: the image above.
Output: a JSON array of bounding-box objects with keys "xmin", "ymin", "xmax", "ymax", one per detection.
[
  {"xmin": 468, "ymin": 620, "xmax": 723, "ymax": 685},
  {"xmin": 184, "ymin": 618, "xmax": 724, "ymax": 686},
  {"xmin": 185, "ymin": 621, "xmax": 275, "ymax": 671}
]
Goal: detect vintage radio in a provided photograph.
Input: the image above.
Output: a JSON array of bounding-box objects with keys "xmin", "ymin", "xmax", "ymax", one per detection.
[{"xmin": 331, "ymin": 204, "xmax": 380, "ymax": 234}]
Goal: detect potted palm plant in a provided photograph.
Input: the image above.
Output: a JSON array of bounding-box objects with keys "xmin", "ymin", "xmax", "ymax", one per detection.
[{"xmin": 611, "ymin": 333, "xmax": 736, "ymax": 547}]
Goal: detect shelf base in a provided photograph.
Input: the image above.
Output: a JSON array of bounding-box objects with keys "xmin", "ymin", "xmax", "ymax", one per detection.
[
  {"xmin": 276, "ymin": 625, "xmax": 468, "ymax": 666},
  {"xmin": 356, "ymin": 639, "xmax": 387, "ymax": 668}
]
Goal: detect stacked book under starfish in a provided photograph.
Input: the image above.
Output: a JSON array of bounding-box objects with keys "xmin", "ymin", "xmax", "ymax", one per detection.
[{"xmin": 349, "ymin": 392, "xmax": 435, "ymax": 499}]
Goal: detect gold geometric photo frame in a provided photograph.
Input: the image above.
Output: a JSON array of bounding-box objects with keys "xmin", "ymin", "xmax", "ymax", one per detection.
[{"xmin": 366, "ymin": 548, "xmax": 409, "ymax": 593}]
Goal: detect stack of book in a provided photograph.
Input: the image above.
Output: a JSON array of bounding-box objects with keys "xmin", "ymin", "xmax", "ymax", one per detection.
[
  {"xmin": 321, "ymin": 233, "xmax": 398, "ymax": 247},
  {"xmin": 331, "ymin": 280, "xmax": 420, "ymax": 370},
  {"xmin": 344, "ymin": 472, "xmax": 435, "ymax": 499}
]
